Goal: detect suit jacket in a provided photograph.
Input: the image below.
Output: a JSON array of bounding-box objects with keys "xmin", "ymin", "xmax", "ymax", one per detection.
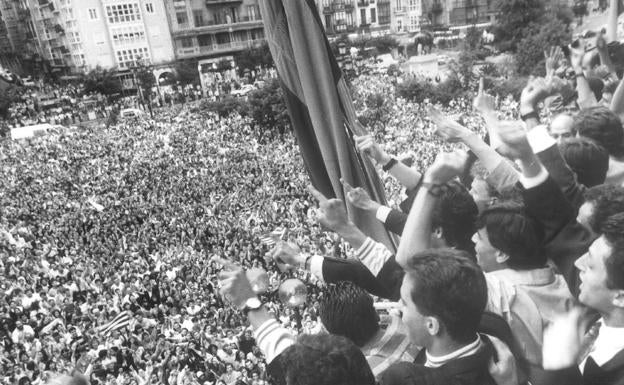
[
  {"xmin": 379, "ymin": 334, "xmax": 499, "ymax": 385},
  {"xmin": 521, "ymin": 176, "xmax": 594, "ymax": 298},
  {"xmin": 537, "ymin": 143, "xmax": 587, "ymax": 212},
  {"xmin": 543, "ymin": 352, "xmax": 624, "ymax": 385}
]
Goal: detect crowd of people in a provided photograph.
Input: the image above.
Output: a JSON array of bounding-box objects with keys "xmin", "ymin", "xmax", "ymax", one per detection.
[{"xmin": 3, "ymin": 3, "xmax": 624, "ymax": 385}]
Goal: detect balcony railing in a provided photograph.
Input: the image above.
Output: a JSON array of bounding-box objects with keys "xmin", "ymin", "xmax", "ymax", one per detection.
[
  {"xmin": 177, "ymin": 38, "xmax": 265, "ymax": 58},
  {"xmin": 173, "ymin": 18, "xmax": 263, "ymax": 36},
  {"xmin": 205, "ymin": 0, "xmax": 242, "ymax": 6}
]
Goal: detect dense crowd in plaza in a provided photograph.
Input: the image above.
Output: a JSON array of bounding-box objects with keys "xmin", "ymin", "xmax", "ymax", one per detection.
[{"xmin": 4, "ymin": 3, "xmax": 624, "ymax": 385}]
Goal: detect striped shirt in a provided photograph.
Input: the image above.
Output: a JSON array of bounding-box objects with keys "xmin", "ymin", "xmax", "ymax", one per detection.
[
  {"xmin": 361, "ymin": 313, "xmax": 418, "ymax": 376},
  {"xmin": 254, "ymin": 315, "xmax": 416, "ymax": 378}
]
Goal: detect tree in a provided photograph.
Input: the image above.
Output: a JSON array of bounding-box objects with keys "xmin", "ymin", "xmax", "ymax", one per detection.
[
  {"xmin": 135, "ymin": 60, "xmax": 156, "ymax": 116},
  {"xmin": 515, "ymin": 18, "xmax": 571, "ymax": 75},
  {"xmin": 233, "ymin": 43, "xmax": 274, "ymax": 77},
  {"xmin": 175, "ymin": 60, "xmax": 200, "ymax": 85},
  {"xmin": 200, "ymin": 96, "xmax": 244, "ymax": 118},
  {"xmin": 465, "ymin": 26, "xmax": 481, "ymax": 50},
  {"xmin": 82, "ymin": 67, "xmax": 122, "ymax": 96},
  {"xmin": 572, "ymin": 1, "xmax": 588, "ymax": 25},
  {"xmin": 493, "ymin": 0, "xmax": 546, "ymax": 51},
  {"xmin": 0, "ymin": 84, "xmax": 20, "ymax": 119},
  {"xmin": 216, "ymin": 59, "xmax": 233, "ymax": 72},
  {"xmin": 246, "ymin": 78, "xmax": 290, "ymax": 136},
  {"xmin": 367, "ymin": 36, "xmax": 399, "ymax": 54}
]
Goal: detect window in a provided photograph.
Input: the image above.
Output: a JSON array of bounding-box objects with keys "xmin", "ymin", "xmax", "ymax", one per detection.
[
  {"xmin": 370, "ymin": 8, "xmax": 376, "ymax": 23},
  {"xmin": 378, "ymin": 2, "xmax": 390, "ymax": 24},
  {"xmin": 180, "ymin": 37, "xmax": 193, "ymax": 48},
  {"xmin": 247, "ymin": 4, "xmax": 259, "ymax": 20},
  {"xmin": 193, "ymin": 10, "xmax": 204, "ymax": 26},
  {"xmin": 145, "ymin": 2, "xmax": 154, "ymax": 13},
  {"xmin": 111, "ymin": 26, "xmax": 146, "ymax": 44},
  {"xmin": 176, "ymin": 11, "xmax": 188, "ymax": 25},
  {"xmin": 105, "ymin": 3, "xmax": 142, "ymax": 24},
  {"xmin": 88, "ymin": 8, "xmax": 97, "ymax": 20},
  {"xmin": 360, "ymin": 8, "xmax": 366, "ymax": 25},
  {"xmin": 115, "ymin": 47, "xmax": 150, "ymax": 68}
]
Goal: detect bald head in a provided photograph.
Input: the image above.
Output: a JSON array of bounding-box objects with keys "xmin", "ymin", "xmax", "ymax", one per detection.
[{"xmin": 550, "ymin": 114, "xmax": 576, "ymax": 143}]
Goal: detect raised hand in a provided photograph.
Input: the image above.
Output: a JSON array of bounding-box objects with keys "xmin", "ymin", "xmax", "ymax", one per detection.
[
  {"xmin": 429, "ymin": 107, "xmax": 473, "ymax": 143},
  {"xmin": 488, "ymin": 336, "xmax": 518, "ymax": 385},
  {"xmin": 520, "ymin": 77, "xmax": 549, "ymax": 114},
  {"xmin": 569, "ymin": 40, "xmax": 586, "ymax": 73},
  {"xmin": 341, "ymin": 178, "xmax": 381, "ymax": 212},
  {"xmin": 217, "ymin": 260, "xmax": 256, "ymax": 309},
  {"xmin": 269, "ymin": 241, "xmax": 304, "ymax": 269},
  {"xmin": 423, "ymin": 150, "xmax": 469, "ymax": 185},
  {"xmin": 542, "ymin": 307, "xmax": 588, "ymax": 370},
  {"xmin": 494, "ymin": 121, "xmax": 532, "ymax": 160},
  {"xmin": 307, "ymin": 185, "xmax": 351, "ymax": 233},
  {"xmin": 354, "ymin": 134, "xmax": 391, "ymax": 165},
  {"xmin": 544, "ymin": 46, "xmax": 564, "ymax": 79},
  {"xmin": 473, "ymin": 77, "xmax": 496, "ymax": 114}
]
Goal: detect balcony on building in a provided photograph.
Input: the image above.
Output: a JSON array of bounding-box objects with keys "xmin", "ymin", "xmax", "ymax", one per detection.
[
  {"xmin": 323, "ymin": 1, "xmax": 355, "ymax": 13},
  {"xmin": 176, "ymin": 38, "xmax": 265, "ymax": 58},
  {"xmin": 173, "ymin": 12, "xmax": 262, "ymax": 37},
  {"xmin": 205, "ymin": 0, "xmax": 243, "ymax": 6}
]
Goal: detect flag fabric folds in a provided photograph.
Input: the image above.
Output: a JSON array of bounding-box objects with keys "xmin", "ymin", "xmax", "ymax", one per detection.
[
  {"xmin": 97, "ymin": 310, "xmax": 132, "ymax": 335},
  {"xmin": 258, "ymin": 0, "xmax": 397, "ymax": 251}
]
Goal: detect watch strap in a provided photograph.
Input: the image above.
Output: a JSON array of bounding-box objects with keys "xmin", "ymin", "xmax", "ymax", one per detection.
[{"xmin": 382, "ymin": 158, "xmax": 398, "ymax": 172}]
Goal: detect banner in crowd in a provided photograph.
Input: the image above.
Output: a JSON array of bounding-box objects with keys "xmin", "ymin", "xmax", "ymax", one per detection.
[{"xmin": 258, "ymin": 0, "xmax": 397, "ymax": 251}]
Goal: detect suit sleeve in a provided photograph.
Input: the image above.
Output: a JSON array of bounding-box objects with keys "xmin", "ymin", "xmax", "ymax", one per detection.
[
  {"xmin": 319, "ymin": 257, "xmax": 392, "ymax": 298},
  {"xmin": 383, "ymin": 209, "xmax": 408, "ymax": 236},
  {"xmin": 529, "ymin": 126, "xmax": 586, "ymax": 211},
  {"xmin": 522, "ymin": 176, "xmax": 592, "ymax": 298}
]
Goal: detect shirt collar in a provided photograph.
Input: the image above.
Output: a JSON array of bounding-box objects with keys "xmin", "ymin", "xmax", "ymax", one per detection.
[{"xmin": 488, "ymin": 267, "xmax": 556, "ymax": 286}]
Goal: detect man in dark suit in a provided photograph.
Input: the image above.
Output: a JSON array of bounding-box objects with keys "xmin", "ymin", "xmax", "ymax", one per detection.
[
  {"xmin": 379, "ymin": 249, "xmax": 503, "ymax": 385},
  {"xmin": 495, "ymin": 106, "xmax": 624, "ymax": 385}
]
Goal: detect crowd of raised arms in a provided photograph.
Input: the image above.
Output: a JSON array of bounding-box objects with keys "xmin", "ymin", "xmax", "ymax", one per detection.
[{"xmin": 4, "ymin": 9, "xmax": 624, "ymax": 385}]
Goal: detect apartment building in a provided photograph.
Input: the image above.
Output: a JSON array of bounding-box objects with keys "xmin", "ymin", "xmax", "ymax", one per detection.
[
  {"xmin": 315, "ymin": 0, "xmax": 392, "ymax": 36},
  {"xmin": 163, "ymin": 0, "xmax": 265, "ymax": 61}
]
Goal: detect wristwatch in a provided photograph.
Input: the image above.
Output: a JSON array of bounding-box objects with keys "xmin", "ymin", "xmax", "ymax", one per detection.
[{"xmin": 241, "ymin": 297, "xmax": 262, "ymax": 315}]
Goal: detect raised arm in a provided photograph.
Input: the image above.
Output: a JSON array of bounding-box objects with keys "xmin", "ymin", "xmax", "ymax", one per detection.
[
  {"xmin": 429, "ymin": 106, "xmax": 519, "ymax": 193},
  {"xmin": 395, "ymin": 151, "xmax": 468, "ymax": 267},
  {"xmin": 355, "ymin": 134, "xmax": 422, "ymax": 190},
  {"xmin": 570, "ymin": 42, "xmax": 599, "ymax": 109}
]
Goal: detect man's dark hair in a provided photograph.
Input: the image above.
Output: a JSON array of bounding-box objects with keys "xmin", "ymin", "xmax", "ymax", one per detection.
[
  {"xmin": 279, "ymin": 334, "xmax": 375, "ymax": 385},
  {"xmin": 600, "ymin": 213, "xmax": 624, "ymax": 291},
  {"xmin": 403, "ymin": 249, "xmax": 487, "ymax": 343},
  {"xmin": 574, "ymin": 106, "xmax": 624, "ymax": 158},
  {"xmin": 584, "ymin": 184, "xmax": 624, "ymax": 233},
  {"xmin": 476, "ymin": 202, "xmax": 545, "ymax": 269},
  {"xmin": 431, "ymin": 181, "xmax": 479, "ymax": 257},
  {"xmin": 318, "ymin": 282, "xmax": 379, "ymax": 347},
  {"xmin": 559, "ymin": 137, "xmax": 609, "ymax": 187}
]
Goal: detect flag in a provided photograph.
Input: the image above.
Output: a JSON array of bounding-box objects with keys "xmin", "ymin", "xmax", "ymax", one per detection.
[
  {"xmin": 259, "ymin": 227, "xmax": 287, "ymax": 246},
  {"xmin": 97, "ymin": 310, "xmax": 132, "ymax": 335},
  {"xmin": 258, "ymin": 0, "xmax": 396, "ymax": 251}
]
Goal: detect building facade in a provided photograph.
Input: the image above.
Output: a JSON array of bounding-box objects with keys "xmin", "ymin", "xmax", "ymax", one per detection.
[
  {"xmin": 315, "ymin": 0, "xmax": 393, "ymax": 36},
  {"xmin": 0, "ymin": 0, "xmax": 39, "ymax": 56},
  {"xmin": 390, "ymin": 0, "xmax": 424, "ymax": 32},
  {"xmin": 1, "ymin": 0, "xmax": 175, "ymax": 73},
  {"xmin": 163, "ymin": 0, "xmax": 265, "ymax": 61}
]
